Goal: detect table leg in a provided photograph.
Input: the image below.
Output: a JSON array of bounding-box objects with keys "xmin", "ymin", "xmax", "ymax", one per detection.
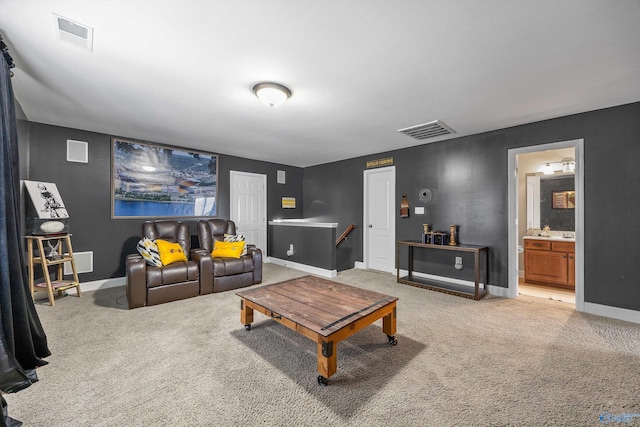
[
  {"xmin": 474, "ymin": 250, "xmax": 480, "ymax": 300},
  {"xmin": 240, "ymin": 299, "xmax": 254, "ymax": 330},
  {"xmin": 27, "ymin": 239, "xmax": 35, "ymax": 299},
  {"xmin": 382, "ymin": 305, "xmax": 398, "ymax": 345},
  {"xmin": 317, "ymin": 339, "xmax": 337, "ymax": 385}
]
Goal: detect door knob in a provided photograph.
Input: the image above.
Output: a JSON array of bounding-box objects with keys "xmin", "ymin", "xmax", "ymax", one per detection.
[{"xmin": 368, "ymin": 224, "xmax": 373, "ymax": 228}]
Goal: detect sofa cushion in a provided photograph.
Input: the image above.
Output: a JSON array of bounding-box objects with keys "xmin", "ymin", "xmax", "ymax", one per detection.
[
  {"xmin": 136, "ymin": 237, "xmax": 162, "ymax": 267},
  {"xmin": 224, "ymin": 233, "xmax": 248, "ymax": 256},
  {"xmin": 156, "ymin": 239, "xmax": 188, "ymax": 265},
  {"xmin": 146, "ymin": 260, "xmax": 199, "ymax": 288},
  {"xmin": 212, "ymin": 240, "xmax": 246, "ymax": 259},
  {"xmin": 212, "ymin": 257, "xmax": 254, "ymax": 277}
]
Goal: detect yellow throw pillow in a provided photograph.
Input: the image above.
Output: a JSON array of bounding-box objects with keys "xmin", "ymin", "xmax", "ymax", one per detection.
[
  {"xmin": 155, "ymin": 239, "xmax": 188, "ymax": 266},
  {"xmin": 212, "ymin": 240, "xmax": 246, "ymax": 259}
]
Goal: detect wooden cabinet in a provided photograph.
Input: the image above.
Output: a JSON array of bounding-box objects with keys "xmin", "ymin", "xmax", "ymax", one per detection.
[{"xmin": 524, "ymin": 239, "xmax": 575, "ymax": 289}]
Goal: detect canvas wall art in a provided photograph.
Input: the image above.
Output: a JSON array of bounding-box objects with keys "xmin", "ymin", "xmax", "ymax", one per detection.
[
  {"xmin": 24, "ymin": 180, "xmax": 69, "ymax": 218},
  {"xmin": 111, "ymin": 138, "xmax": 218, "ymax": 218}
]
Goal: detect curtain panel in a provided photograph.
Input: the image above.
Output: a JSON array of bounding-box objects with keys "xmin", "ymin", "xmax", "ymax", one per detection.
[{"xmin": 0, "ymin": 40, "xmax": 50, "ymax": 406}]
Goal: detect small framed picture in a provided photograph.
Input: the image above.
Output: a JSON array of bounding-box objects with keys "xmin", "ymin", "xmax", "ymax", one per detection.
[
  {"xmin": 281, "ymin": 197, "xmax": 296, "ymax": 209},
  {"xmin": 552, "ymin": 191, "xmax": 575, "ymax": 209}
]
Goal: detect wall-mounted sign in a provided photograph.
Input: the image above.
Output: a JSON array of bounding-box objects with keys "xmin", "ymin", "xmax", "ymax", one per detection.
[
  {"xmin": 366, "ymin": 157, "xmax": 393, "ymax": 168},
  {"xmin": 282, "ymin": 197, "xmax": 296, "ymax": 209}
]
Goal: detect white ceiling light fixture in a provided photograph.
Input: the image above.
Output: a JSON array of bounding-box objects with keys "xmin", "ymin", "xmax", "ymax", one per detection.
[
  {"xmin": 542, "ymin": 163, "xmax": 555, "ymax": 175},
  {"xmin": 252, "ymin": 82, "xmax": 291, "ymax": 107}
]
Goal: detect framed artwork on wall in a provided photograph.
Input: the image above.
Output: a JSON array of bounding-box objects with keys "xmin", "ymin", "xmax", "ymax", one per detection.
[
  {"xmin": 111, "ymin": 138, "xmax": 218, "ymax": 218},
  {"xmin": 552, "ymin": 190, "xmax": 575, "ymax": 209}
]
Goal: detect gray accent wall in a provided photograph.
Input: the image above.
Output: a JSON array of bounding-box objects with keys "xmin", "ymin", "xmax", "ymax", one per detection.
[
  {"xmin": 269, "ymin": 225, "xmax": 336, "ymax": 271},
  {"xmin": 21, "ymin": 101, "xmax": 640, "ymax": 312},
  {"xmin": 25, "ymin": 123, "xmax": 303, "ymax": 281},
  {"xmin": 303, "ymin": 101, "xmax": 640, "ymax": 312}
]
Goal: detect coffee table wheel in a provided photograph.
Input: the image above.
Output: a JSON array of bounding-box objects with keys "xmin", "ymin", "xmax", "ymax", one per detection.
[
  {"xmin": 244, "ymin": 324, "xmax": 251, "ymax": 331},
  {"xmin": 317, "ymin": 375, "xmax": 329, "ymax": 386},
  {"xmin": 387, "ymin": 335, "xmax": 398, "ymax": 346}
]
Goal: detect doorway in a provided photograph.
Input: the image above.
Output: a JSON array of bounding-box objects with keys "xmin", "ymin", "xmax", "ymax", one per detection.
[
  {"xmin": 508, "ymin": 139, "xmax": 584, "ymax": 311},
  {"xmin": 519, "ymin": 148, "xmax": 576, "ymax": 304},
  {"xmin": 229, "ymin": 171, "xmax": 267, "ymax": 255},
  {"xmin": 363, "ymin": 166, "xmax": 395, "ymax": 273}
]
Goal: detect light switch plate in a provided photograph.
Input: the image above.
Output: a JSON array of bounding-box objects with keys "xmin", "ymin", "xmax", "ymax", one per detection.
[{"xmin": 415, "ymin": 206, "xmax": 425, "ymax": 214}]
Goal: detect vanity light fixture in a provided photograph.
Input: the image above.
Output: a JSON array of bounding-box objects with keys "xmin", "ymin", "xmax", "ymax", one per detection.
[
  {"xmin": 542, "ymin": 163, "xmax": 555, "ymax": 175},
  {"xmin": 561, "ymin": 158, "xmax": 575, "ymax": 173},
  {"xmin": 252, "ymin": 82, "xmax": 291, "ymax": 107}
]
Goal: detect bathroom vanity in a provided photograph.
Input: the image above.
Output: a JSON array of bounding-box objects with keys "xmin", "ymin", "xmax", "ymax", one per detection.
[{"xmin": 523, "ymin": 236, "xmax": 575, "ymax": 289}]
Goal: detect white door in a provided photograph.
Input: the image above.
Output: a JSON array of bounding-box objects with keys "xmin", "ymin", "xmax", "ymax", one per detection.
[
  {"xmin": 230, "ymin": 171, "xmax": 267, "ymax": 253},
  {"xmin": 363, "ymin": 166, "xmax": 395, "ymax": 273}
]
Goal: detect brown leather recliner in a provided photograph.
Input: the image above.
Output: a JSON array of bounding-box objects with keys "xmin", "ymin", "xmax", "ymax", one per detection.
[
  {"xmin": 126, "ymin": 220, "xmax": 212, "ymax": 309},
  {"xmin": 197, "ymin": 219, "xmax": 262, "ymax": 293}
]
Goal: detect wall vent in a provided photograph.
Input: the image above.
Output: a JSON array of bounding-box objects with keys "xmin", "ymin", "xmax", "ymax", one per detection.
[
  {"xmin": 65, "ymin": 251, "xmax": 93, "ymax": 275},
  {"xmin": 67, "ymin": 140, "xmax": 88, "ymax": 163},
  {"xmin": 53, "ymin": 14, "xmax": 94, "ymax": 51},
  {"xmin": 397, "ymin": 120, "xmax": 455, "ymax": 141}
]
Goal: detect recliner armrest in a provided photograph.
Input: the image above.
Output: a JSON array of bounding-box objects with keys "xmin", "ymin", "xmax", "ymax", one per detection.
[
  {"xmin": 246, "ymin": 247, "xmax": 262, "ymax": 284},
  {"xmin": 126, "ymin": 254, "xmax": 147, "ymax": 309},
  {"xmin": 191, "ymin": 249, "xmax": 213, "ymax": 294}
]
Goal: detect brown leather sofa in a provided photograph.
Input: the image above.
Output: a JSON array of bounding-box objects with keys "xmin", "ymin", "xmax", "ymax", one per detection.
[
  {"xmin": 126, "ymin": 220, "xmax": 212, "ymax": 309},
  {"xmin": 197, "ymin": 219, "xmax": 262, "ymax": 293}
]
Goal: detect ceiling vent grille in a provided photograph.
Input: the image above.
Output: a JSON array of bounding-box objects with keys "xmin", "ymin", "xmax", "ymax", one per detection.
[
  {"xmin": 397, "ymin": 120, "xmax": 455, "ymax": 141},
  {"xmin": 53, "ymin": 14, "xmax": 93, "ymax": 51}
]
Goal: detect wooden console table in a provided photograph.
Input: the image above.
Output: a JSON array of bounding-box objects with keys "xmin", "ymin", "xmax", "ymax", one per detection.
[{"xmin": 396, "ymin": 240, "xmax": 488, "ymax": 300}]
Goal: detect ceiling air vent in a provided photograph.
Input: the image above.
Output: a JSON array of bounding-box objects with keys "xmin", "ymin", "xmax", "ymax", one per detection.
[
  {"xmin": 397, "ymin": 120, "xmax": 455, "ymax": 141},
  {"xmin": 53, "ymin": 14, "xmax": 93, "ymax": 51}
]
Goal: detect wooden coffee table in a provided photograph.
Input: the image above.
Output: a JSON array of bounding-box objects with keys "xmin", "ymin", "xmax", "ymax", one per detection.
[{"xmin": 236, "ymin": 275, "xmax": 398, "ymax": 385}]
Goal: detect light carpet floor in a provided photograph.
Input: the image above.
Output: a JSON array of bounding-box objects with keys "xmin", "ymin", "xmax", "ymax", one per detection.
[{"xmin": 5, "ymin": 264, "xmax": 640, "ymax": 426}]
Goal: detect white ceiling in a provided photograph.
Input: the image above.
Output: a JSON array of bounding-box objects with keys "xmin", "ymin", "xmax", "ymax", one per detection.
[{"xmin": 1, "ymin": 1, "xmax": 639, "ymax": 167}]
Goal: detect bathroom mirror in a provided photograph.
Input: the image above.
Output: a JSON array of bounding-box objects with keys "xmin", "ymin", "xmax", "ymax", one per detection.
[{"xmin": 527, "ymin": 174, "xmax": 575, "ymax": 231}]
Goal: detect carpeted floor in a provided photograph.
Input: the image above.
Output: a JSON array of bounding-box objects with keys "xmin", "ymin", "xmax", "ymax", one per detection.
[{"xmin": 5, "ymin": 264, "xmax": 640, "ymax": 426}]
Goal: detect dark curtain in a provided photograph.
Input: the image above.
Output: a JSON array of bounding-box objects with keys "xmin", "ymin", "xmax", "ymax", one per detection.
[{"xmin": 0, "ymin": 37, "xmax": 50, "ymax": 425}]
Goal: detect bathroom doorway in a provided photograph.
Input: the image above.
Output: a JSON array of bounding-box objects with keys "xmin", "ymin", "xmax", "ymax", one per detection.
[
  {"xmin": 507, "ymin": 139, "xmax": 584, "ymax": 311},
  {"xmin": 519, "ymin": 148, "xmax": 575, "ymax": 304}
]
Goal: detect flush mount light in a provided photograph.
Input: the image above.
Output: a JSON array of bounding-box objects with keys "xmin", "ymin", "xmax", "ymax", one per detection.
[{"xmin": 252, "ymin": 82, "xmax": 291, "ymax": 107}]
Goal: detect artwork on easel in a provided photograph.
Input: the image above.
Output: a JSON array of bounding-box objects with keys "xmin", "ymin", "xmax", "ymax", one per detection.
[{"xmin": 24, "ymin": 180, "xmax": 69, "ymax": 218}]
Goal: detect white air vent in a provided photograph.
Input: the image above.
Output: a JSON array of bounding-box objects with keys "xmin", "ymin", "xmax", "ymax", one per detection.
[
  {"xmin": 53, "ymin": 14, "xmax": 93, "ymax": 51},
  {"xmin": 67, "ymin": 140, "xmax": 88, "ymax": 163},
  {"xmin": 398, "ymin": 120, "xmax": 455, "ymax": 141},
  {"xmin": 65, "ymin": 251, "xmax": 93, "ymax": 275}
]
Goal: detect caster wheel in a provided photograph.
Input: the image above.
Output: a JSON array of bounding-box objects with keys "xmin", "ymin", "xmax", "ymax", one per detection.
[
  {"xmin": 387, "ymin": 335, "xmax": 398, "ymax": 346},
  {"xmin": 244, "ymin": 324, "xmax": 251, "ymax": 331},
  {"xmin": 317, "ymin": 375, "xmax": 329, "ymax": 386}
]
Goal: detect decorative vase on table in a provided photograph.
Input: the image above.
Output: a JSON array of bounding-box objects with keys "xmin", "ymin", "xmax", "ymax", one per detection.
[{"xmin": 449, "ymin": 225, "xmax": 459, "ymax": 246}]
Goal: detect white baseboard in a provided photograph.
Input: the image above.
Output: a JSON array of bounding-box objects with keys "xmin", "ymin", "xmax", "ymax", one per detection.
[
  {"xmin": 354, "ymin": 261, "xmax": 366, "ymax": 269},
  {"xmin": 398, "ymin": 268, "xmax": 493, "ymax": 289},
  {"xmin": 584, "ymin": 302, "xmax": 640, "ymax": 324},
  {"xmin": 65, "ymin": 277, "xmax": 125, "ymax": 295},
  {"xmin": 268, "ymin": 257, "xmax": 337, "ymax": 278}
]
